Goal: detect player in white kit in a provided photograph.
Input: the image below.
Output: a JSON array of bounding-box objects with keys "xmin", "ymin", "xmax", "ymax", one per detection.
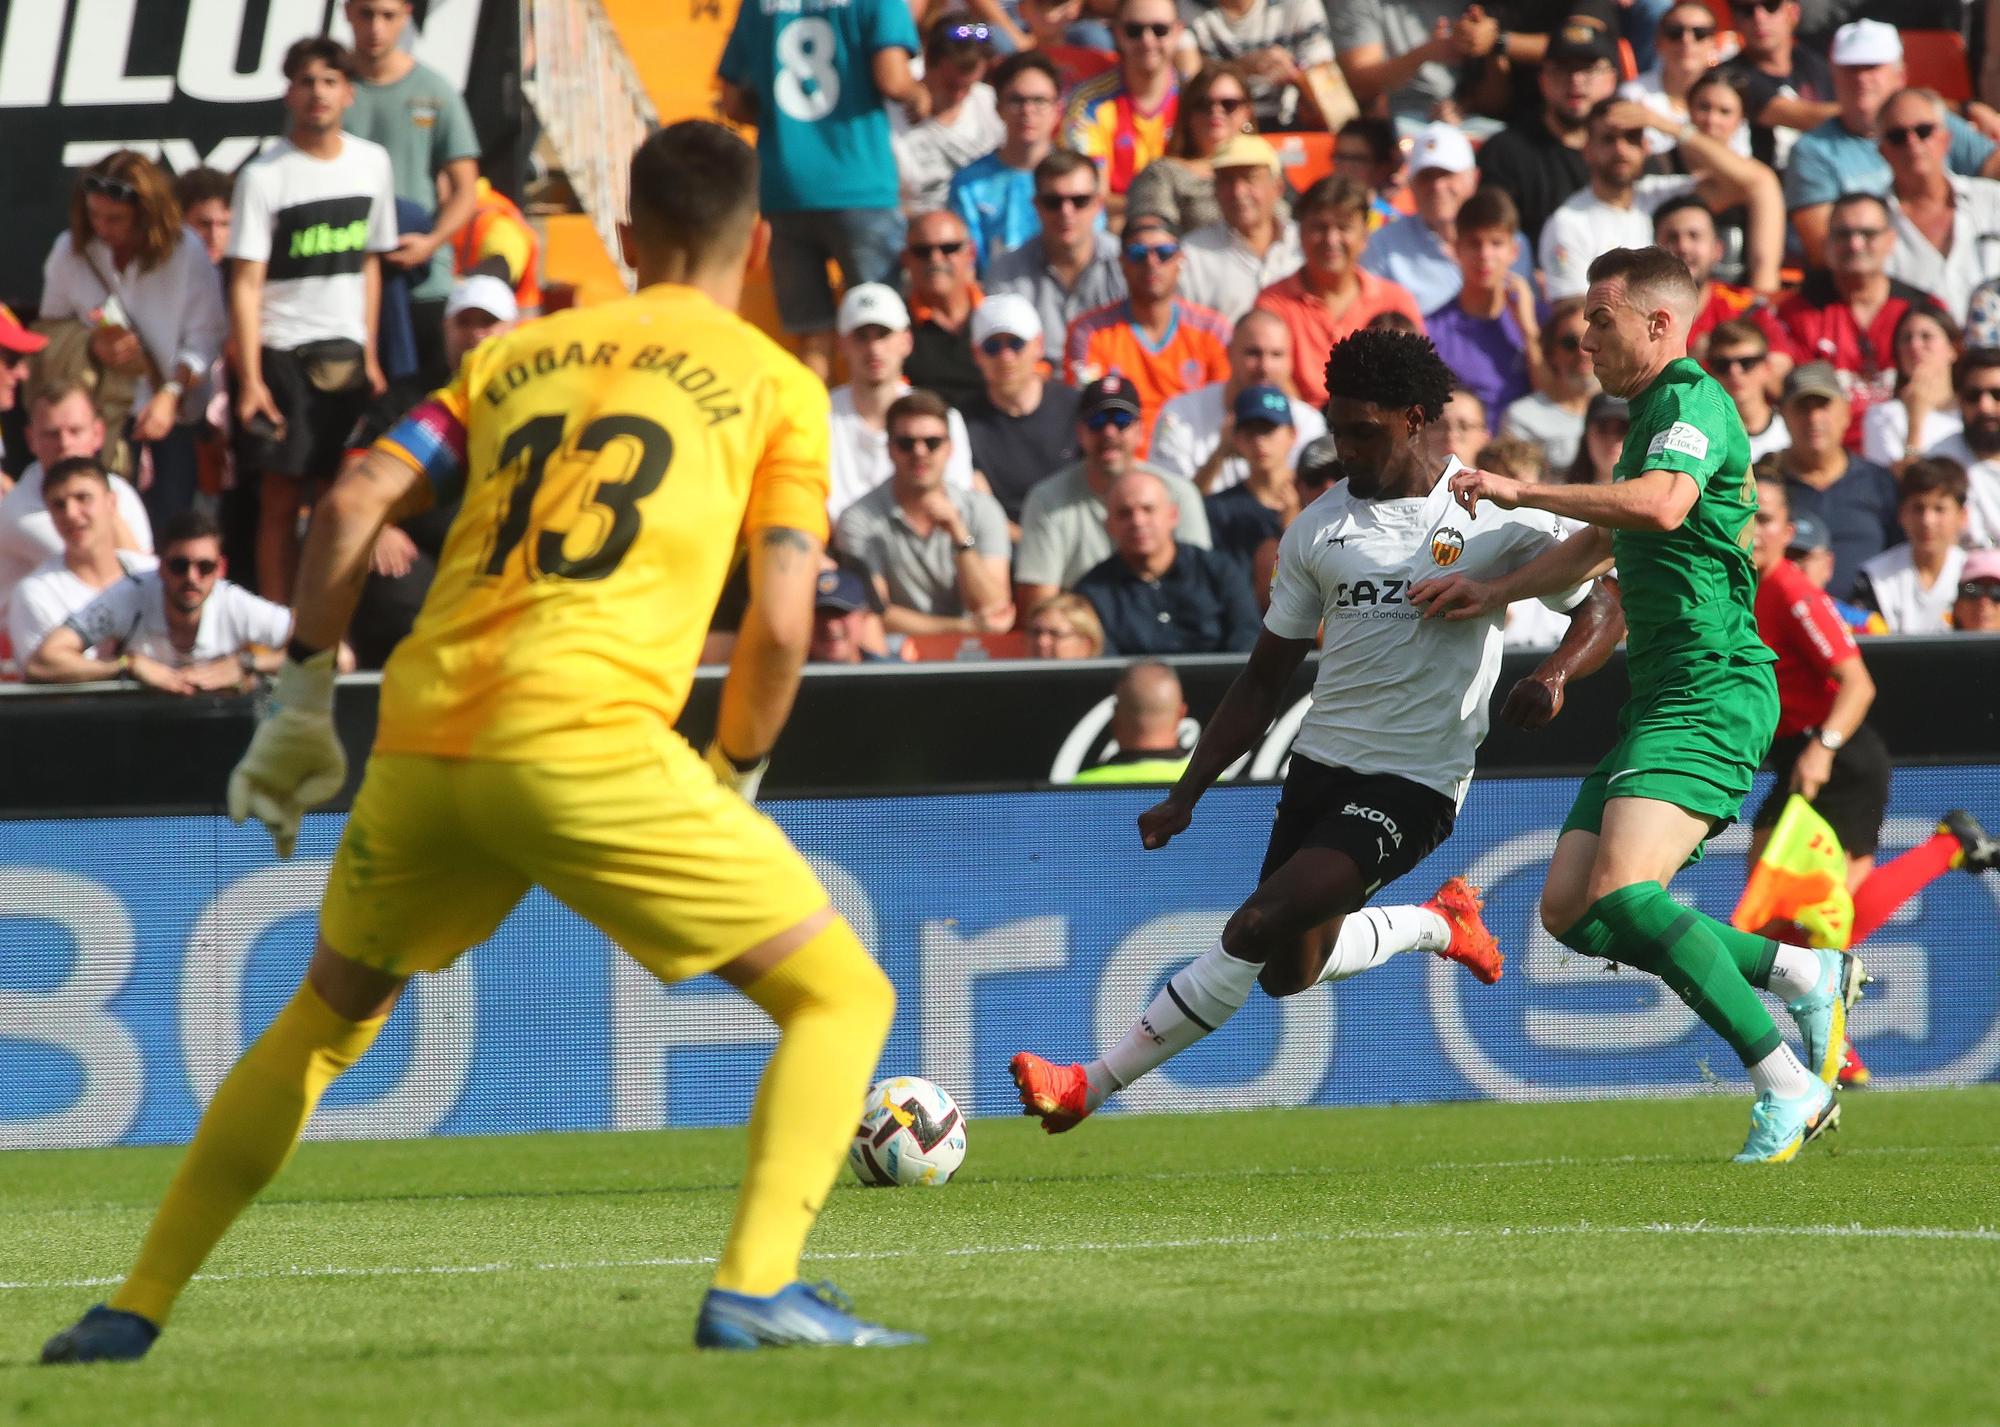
[{"xmin": 1011, "ymin": 328, "xmax": 1628, "ymax": 1131}]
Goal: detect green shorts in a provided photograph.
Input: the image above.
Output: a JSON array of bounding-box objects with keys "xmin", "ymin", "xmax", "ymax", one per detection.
[{"xmin": 1561, "ymin": 654, "xmax": 1779, "ymax": 864}]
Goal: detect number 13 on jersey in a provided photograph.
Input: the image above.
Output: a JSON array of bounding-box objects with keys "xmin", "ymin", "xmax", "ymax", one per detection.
[{"xmin": 482, "ymin": 412, "xmax": 675, "ymax": 582}]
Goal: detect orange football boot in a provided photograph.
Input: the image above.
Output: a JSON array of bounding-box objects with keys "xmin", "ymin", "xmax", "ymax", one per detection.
[
  {"xmin": 1009, "ymin": 1051, "xmax": 1093, "ymax": 1133},
  {"xmin": 1838, "ymin": 1038, "xmax": 1871, "ymax": 1089},
  {"xmin": 1425, "ymin": 876, "xmax": 1504, "ymax": 985}
]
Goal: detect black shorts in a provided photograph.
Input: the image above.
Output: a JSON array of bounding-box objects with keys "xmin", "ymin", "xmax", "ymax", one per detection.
[
  {"xmin": 1751, "ymin": 723, "xmax": 1892, "ymax": 857},
  {"xmin": 1258, "ymin": 756, "xmax": 1458, "ymax": 891},
  {"xmin": 250, "ymin": 344, "xmax": 371, "ymax": 481}
]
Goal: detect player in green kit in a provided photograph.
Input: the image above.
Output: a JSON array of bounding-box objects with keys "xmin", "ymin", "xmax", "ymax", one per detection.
[{"xmin": 1411, "ymin": 246, "xmax": 1851, "ymax": 1163}]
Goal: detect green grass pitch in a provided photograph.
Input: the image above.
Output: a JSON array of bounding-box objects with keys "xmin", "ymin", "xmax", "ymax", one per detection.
[{"xmin": 4, "ymin": 1089, "xmax": 1998, "ymax": 1426}]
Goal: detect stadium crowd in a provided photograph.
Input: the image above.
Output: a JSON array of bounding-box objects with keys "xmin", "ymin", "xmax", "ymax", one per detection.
[{"xmin": 4, "ymin": 0, "xmax": 2000, "ymax": 682}]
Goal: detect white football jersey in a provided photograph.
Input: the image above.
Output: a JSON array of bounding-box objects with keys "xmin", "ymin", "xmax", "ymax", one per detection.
[{"xmin": 1264, "ymin": 458, "xmax": 1592, "ymax": 806}]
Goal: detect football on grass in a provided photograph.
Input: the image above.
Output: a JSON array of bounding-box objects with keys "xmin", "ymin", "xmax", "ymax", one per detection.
[{"xmin": 849, "ymin": 1075, "xmax": 967, "ymax": 1186}]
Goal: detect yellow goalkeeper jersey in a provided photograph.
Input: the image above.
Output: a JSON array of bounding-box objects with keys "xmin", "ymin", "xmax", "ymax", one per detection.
[{"xmin": 369, "ymin": 283, "xmax": 830, "ymax": 761}]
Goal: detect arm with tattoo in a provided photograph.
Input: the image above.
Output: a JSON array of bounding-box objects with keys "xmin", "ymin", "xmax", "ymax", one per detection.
[{"xmin": 714, "ymin": 525, "xmax": 823, "ymax": 766}]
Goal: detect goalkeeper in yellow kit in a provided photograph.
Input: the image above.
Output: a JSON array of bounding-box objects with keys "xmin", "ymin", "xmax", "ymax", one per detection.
[{"xmin": 43, "ymin": 121, "xmax": 918, "ymax": 1360}]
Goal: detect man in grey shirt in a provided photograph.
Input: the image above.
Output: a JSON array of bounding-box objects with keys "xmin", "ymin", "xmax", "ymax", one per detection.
[
  {"xmin": 1014, "ymin": 374, "xmax": 1212, "ymax": 613},
  {"xmin": 989, "ymin": 150, "xmax": 1126, "ymax": 359},
  {"xmin": 1329, "ymin": 0, "xmax": 1477, "ymax": 134},
  {"xmin": 836, "ymin": 389, "xmax": 1015, "ymax": 633}
]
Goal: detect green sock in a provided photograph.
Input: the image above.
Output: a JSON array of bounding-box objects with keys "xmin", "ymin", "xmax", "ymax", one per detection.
[
  {"xmin": 1552, "ymin": 907, "xmax": 1621, "ymax": 961},
  {"xmin": 1690, "ymin": 911, "xmax": 1779, "ymax": 988},
  {"xmin": 1586, "ymin": 882, "xmax": 1783, "ymax": 1066}
]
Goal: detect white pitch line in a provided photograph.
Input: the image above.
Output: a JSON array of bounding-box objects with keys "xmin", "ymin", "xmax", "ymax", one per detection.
[{"xmin": 2, "ymin": 1221, "xmax": 1995, "ymax": 1294}]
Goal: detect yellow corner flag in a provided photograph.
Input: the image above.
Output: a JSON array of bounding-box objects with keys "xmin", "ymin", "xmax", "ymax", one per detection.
[{"xmin": 1732, "ymin": 794, "xmax": 1854, "ymax": 950}]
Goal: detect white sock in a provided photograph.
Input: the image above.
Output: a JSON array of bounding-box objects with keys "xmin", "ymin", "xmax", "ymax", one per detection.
[
  {"xmin": 1087, "ymin": 941, "xmax": 1262, "ymax": 1109},
  {"xmin": 1312, "ymin": 905, "xmax": 1452, "ymax": 985},
  {"xmin": 1766, "ymin": 943, "xmax": 1824, "ymax": 1003},
  {"xmin": 1747, "ymin": 1042, "xmax": 1820, "ymax": 1100}
]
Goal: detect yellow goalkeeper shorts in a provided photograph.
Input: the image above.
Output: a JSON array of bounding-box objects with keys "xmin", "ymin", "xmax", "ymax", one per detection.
[{"xmin": 320, "ymin": 733, "xmax": 829, "ymax": 981}]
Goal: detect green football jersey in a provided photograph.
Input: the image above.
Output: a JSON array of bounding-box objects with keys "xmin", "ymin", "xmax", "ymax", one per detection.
[{"xmin": 1610, "ymin": 358, "xmax": 1774, "ymax": 680}]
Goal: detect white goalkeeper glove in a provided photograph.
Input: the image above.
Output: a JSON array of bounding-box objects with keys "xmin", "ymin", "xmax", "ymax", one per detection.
[
  {"xmin": 226, "ymin": 647, "xmax": 346, "ymax": 859},
  {"xmin": 703, "ymin": 739, "xmax": 770, "ymax": 802}
]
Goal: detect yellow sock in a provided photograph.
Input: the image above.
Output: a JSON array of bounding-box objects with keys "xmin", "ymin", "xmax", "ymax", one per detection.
[
  {"xmin": 711, "ymin": 918, "xmax": 895, "ymax": 1297},
  {"xmin": 108, "ymin": 982, "xmax": 387, "ymax": 1326}
]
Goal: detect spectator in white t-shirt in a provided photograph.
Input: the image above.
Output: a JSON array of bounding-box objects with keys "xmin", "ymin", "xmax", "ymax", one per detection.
[
  {"xmin": 1853, "ymin": 457, "xmax": 1969, "ymax": 633},
  {"xmin": 10, "ymin": 458, "xmax": 158, "ymax": 670},
  {"xmin": 891, "ymin": 15, "xmax": 1004, "ymax": 214},
  {"xmin": 0, "ymin": 382, "xmax": 153, "ymax": 618},
  {"xmin": 1150, "ymin": 308, "xmax": 1324, "ymax": 494},
  {"xmin": 1538, "ymin": 97, "xmax": 1780, "ymax": 300},
  {"xmin": 1878, "ymin": 88, "xmax": 2000, "ymax": 324},
  {"xmin": 1859, "ymin": 304, "xmax": 1964, "ymax": 472},
  {"xmin": 826, "ymin": 283, "xmax": 980, "ymax": 521},
  {"xmin": 228, "ymin": 37, "xmax": 398, "ymax": 604},
  {"xmin": 29, "ymin": 508, "xmax": 309, "ymax": 693}
]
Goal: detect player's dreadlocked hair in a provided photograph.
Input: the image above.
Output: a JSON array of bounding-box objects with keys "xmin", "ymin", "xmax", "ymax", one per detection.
[{"xmin": 1322, "ymin": 329, "xmax": 1455, "ymax": 424}]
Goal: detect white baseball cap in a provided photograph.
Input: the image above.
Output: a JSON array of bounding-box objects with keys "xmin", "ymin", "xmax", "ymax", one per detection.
[
  {"xmin": 1408, "ymin": 123, "xmax": 1475, "ymax": 176},
  {"xmin": 1831, "ymin": 18, "xmax": 1902, "ymax": 67},
  {"xmin": 970, "ymin": 292, "xmax": 1042, "ymax": 346},
  {"xmin": 445, "ymin": 273, "xmax": 518, "ymax": 323},
  {"xmin": 837, "ymin": 283, "xmax": 910, "ymax": 336}
]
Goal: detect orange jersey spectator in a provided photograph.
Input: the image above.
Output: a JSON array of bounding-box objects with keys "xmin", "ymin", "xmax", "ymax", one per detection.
[
  {"xmin": 1063, "ymin": 296, "xmax": 1230, "ymax": 453},
  {"xmin": 452, "ymin": 177, "xmax": 542, "ymax": 313}
]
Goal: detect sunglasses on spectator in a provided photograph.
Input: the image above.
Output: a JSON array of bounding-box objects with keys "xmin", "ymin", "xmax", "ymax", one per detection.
[
  {"xmin": 1883, "ymin": 122, "xmax": 1939, "ymax": 147},
  {"xmin": 909, "ymin": 240, "xmax": 966, "ymax": 259},
  {"xmin": 1962, "ymin": 383, "xmax": 2000, "ymax": 403},
  {"xmin": 1711, "ymin": 352, "xmax": 1765, "ymax": 372},
  {"xmin": 1730, "ymin": 0, "xmax": 1786, "ymax": 12},
  {"xmin": 1960, "ymin": 578, "xmax": 2000, "ymax": 600},
  {"xmin": 1085, "ymin": 409, "xmax": 1138, "ymax": 431},
  {"xmin": 980, "ymin": 334, "xmax": 1028, "ymax": 356},
  {"xmin": 1002, "ymin": 91, "xmax": 1057, "ymax": 108},
  {"xmin": 1195, "ymin": 95, "xmax": 1246, "ymax": 113},
  {"xmin": 164, "ymin": 556, "xmax": 220, "ymax": 576},
  {"xmin": 83, "ymin": 173, "xmax": 140, "ymax": 203},
  {"xmin": 1036, "ymin": 191, "xmax": 1094, "ymax": 211},
  {"xmin": 0, "ymin": 350, "xmax": 28, "ymax": 369},
  {"xmin": 1123, "ymin": 241, "xmax": 1179, "ymax": 264},
  {"xmin": 1660, "ymin": 22, "xmax": 1715, "ymax": 40},
  {"xmin": 1830, "ymin": 225, "xmax": 1886, "ymax": 243},
  {"xmin": 942, "ymin": 21, "xmax": 991, "ymax": 41},
  {"xmin": 1122, "ymin": 21, "xmax": 1173, "ymax": 38},
  {"xmin": 891, "ymin": 434, "xmax": 947, "ymax": 453}
]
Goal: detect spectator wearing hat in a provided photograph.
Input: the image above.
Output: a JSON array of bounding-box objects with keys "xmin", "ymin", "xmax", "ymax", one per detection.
[
  {"xmin": 1952, "ymin": 546, "xmax": 2000, "ymax": 629},
  {"xmin": 1475, "ymin": 15, "xmax": 1622, "ymax": 249},
  {"xmin": 1783, "ymin": 20, "xmax": 2000, "ymax": 270},
  {"xmin": 440, "ymin": 274, "xmax": 518, "ymax": 373},
  {"xmin": 827, "ymin": 283, "xmax": 980, "ymax": 521},
  {"xmin": 1424, "ymin": 186, "xmax": 1544, "ymax": 434},
  {"xmin": 1775, "ymin": 360, "xmax": 1902, "ymax": 598},
  {"xmin": 1068, "ymin": 660, "xmax": 1192, "ymax": 783},
  {"xmin": 1203, "ymin": 384, "xmax": 1299, "ymax": 573},
  {"xmin": 718, "ymin": 0, "xmax": 922, "ymax": 382},
  {"xmin": 1183, "ymin": 0, "xmax": 1348, "ymax": 133},
  {"xmin": 1151, "ymin": 308, "xmax": 1325, "ymax": 494},
  {"xmin": 904, "ymin": 210, "xmax": 988, "ymax": 411},
  {"xmin": 1775, "ymin": 191, "xmax": 1948, "ymax": 450},
  {"xmin": 1919, "ymin": 345, "xmax": 2000, "ymax": 546},
  {"xmin": 0, "ymin": 303, "xmax": 48, "ymax": 483},
  {"xmin": 989, "ymin": 151, "xmax": 1128, "ymax": 356},
  {"xmin": 1254, "ymin": 176, "xmax": 1423, "ymax": 407},
  {"xmin": 1719, "ymin": 0, "xmax": 1835, "ymax": 171},
  {"xmin": 836, "ymin": 389, "xmax": 1013, "ymax": 633},
  {"xmin": 1705, "ymin": 316, "xmax": 1793, "ymax": 463},
  {"xmin": 1125, "ymin": 64, "xmax": 1260, "ymax": 239},
  {"xmin": 1064, "ymin": 212, "xmax": 1232, "ymax": 454},
  {"xmin": 961, "ymin": 293, "xmax": 1080, "ymax": 529},
  {"xmin": 1876, "ymin": 88, "xmax": 2000, "ymax": 324},
  {"xmin": 1854, "ymin": 457, "xmax": 1970, "ymax": 633},
  {"xmin": 949, "ymin": 52, "xmax": 1064, "ymax": 275},
  {"xmin": 1361, "ymin": 124, "xmax": 1533, "ymax": 316},
  {"xmin": 1539, "ymin": 97, "xmax": 1781, "ymax": 302},
  {"xmin": 1779, "ymin": 510, "xmax": 1844, "ymax": 598},
  {"xmin": 1014, "ymin": 374, "xmax": 1213, "ymax": 611},
  {"xmin": 1074, "ymin": 469, "xmax": 1260, "ymax": 654},
  {"xmin": 893, "ymin": 14, "xmax": 1004, "ymax": 215},
  {"xmin": 1562, "ymin": 391, "xmax": 1629, "ymax": 484},
  {"xmin": 810, "ymin": 562, "xmax": 900, "ymax": 663},
  {"xmin": 1177, "ymin": 136, "xmax": 1303, "ymax": 325}
]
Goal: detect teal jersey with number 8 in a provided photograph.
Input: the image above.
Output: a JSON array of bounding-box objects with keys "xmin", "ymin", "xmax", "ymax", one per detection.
[
  {"xmin": 718, "ymin": 0, "xmax": 919, "ymax": 214},
  {"xmin": 1610, "ymin": 357, "xmax": 1773, "ymax": 680}
]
